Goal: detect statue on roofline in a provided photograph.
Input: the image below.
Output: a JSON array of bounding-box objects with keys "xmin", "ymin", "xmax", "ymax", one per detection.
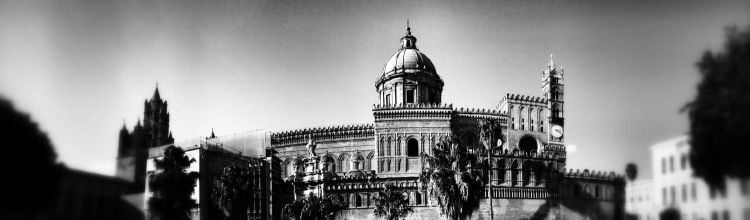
[{"xmin": 306, "ymin": 134, "xmax": 317, "ymax": 157}]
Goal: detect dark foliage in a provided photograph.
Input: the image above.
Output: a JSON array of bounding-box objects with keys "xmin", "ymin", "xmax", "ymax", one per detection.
[
  {"xmin": 683, "ymin": 26, "xmax": 750, "ymax": 191},
  {"xmin": 420, "ymin": 136, "xmax": 483, "ymax": 220},
  {"xmin": 281, "ymin": 195, "xmax": 346, "ymax": 220},
  {"xmin": 0, "ymin": 98, "xmax": 62, "ymax": 217},
  {"xmin": 625, "ymin": 163, "xmax": 637, "ymax": 181},
  {"xmin": 147, "ymin": 146, "xmax": 199, "ymax": 220},
  {"xmin": 212, "ymin": 166, "xmax": 253, "ymax": 220},
  {"xmin": 373, "ymin": 184, "xmax": 413, "ymax": 220},
  {"xmin": 659, "ymin": 207, "xmax": 681, "ymax": 220}
]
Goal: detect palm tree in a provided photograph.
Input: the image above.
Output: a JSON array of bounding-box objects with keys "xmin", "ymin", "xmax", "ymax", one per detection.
[
  {"xmin": 478, "ymin": 119, "xmax": 501, "ymax": 220},
  {"xmin": 373, "ymin": 184, "xmax": 413, "ymax": 220},
  {"xmin": 420, "ymin": 136, "xmax": 483, "ymax": 220},
  {"xmin": 147, "ymin": 146, "xmax": 199, "ymax": 220}
]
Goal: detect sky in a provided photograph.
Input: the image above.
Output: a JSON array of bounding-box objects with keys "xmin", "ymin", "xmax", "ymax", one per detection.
[{"xmin": 0, "ymin": 0, "xmax": 748, "ymax": 178}]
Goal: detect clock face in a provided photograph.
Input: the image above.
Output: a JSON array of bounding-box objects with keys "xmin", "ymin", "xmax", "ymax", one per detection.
[{"xmin": 551, "ymin": 125, "xmax": 564, "ymax": 138}]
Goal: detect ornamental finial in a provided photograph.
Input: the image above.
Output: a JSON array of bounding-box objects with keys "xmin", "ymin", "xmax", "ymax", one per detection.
[
  {"xmin": 406, "ymin": 19, "xmax": 411, "ymax": 35},
  {"xmin": 548, "ymin": 53, "xmax": 556, "ymax": 70}
]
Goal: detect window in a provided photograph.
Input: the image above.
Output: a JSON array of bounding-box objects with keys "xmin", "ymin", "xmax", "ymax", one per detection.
[
  {"xmin": 355, "ymin": 194, "xmax": 363, "ymax": 207},
  {"xmin": 723, "ymin": 210, "xmax": 730, "ymax": 220},
  {"xmin": 692, "ymin": 182, "xmax": 697, "ymax": 201},
  {"xmin": 385, "ymin": 94, "xmax": 391, "ymax": 106},
  {"xmin": 595, "ymin": 186, "xmax": 600, "ymax": 198},
  {"xmin": 407, "ymin": 139, "xmax": 419, "ymax": 157},
  {"xmin": 681, "ymin": 154, "xmax": 687, "ymax": 170},
  {"xmin": 712, "ymin": 211, "xmax": 719, "ymax": 220},
  {"xmin": 682, "ymin": 184, "xmax": 687, "ymax": 203},
  {"xmin": 521, "ymin": 118, "xmax": 525, "ymax": 130},
  {"xmin": 663, "ymin": 187, "xmax": 667, "ymax": 205},
  {"xmin": 670, "ymin": 156, "xmax": 674, "ymax": 173},
  {"xmin": 662, "ymin": 158, "xmax": 667, "ymax": 174},
  {"xmin": 415, "ymin": 192, "xmax": 422, "ymax": 205},
  {"xmin": 406, "ymin": 89, "xmax": 415, "ymax": 103},
  {"xmin": 670, "ymin": 186, "xmax": 676, "ymax": 205}
]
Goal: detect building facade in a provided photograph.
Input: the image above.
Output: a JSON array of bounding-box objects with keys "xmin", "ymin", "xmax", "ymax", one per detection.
[
  {"xmin": 270, "ymin": 25, "xmax": 624, "ymax": 219},
  {"xmin": 123, "ymin": 25, "xmax": 626, "ymax": 219},
  {"xmin": 627, "ymin": 136, "xmax": 750, "ymax": 220}
]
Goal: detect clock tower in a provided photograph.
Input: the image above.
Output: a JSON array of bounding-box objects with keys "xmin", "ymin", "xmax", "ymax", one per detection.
[{"xmin": 542, "ymin": 54, "xmax": 565, "ymax": 144}]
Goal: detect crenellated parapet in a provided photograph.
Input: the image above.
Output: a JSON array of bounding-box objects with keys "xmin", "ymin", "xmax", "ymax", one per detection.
[
  {"xmin": 271, "ymin": 124, "xmax": 374, "ymax": 146},
  {"xmin": 563, "ymin": 168, "xmax": 623, "ymax": 181},
  {"xmin": 505, "ymin": 93, "xmax": 547, "ymax": 104},
  {"xmin": 452, "ymin": 107, "xmax": 508, "ymax": 122}
]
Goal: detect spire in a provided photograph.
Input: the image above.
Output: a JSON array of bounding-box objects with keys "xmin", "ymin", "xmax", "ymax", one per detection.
[
  {"xmin": 152, "ymin": 83, "xmax": 161, "ymax": 101},
  {"xmin": 405, "ymin": 19, "xmax": 411, "ymax": 36},
  {"xmin": 209, "ymin": 128, "xmax": 216, "ymax": 139},
  {"xmin": 548, "ymin": 54, "xmax": 555, "ymax": 69},
  {"xmin": 120, "ymin": 120, "xmax": 128, "ymax": 131}
]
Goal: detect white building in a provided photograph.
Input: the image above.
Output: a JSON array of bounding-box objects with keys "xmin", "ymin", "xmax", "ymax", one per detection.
[{"xmin": 627, "ymin": 136, "xmax": 750, "ymax": 220}]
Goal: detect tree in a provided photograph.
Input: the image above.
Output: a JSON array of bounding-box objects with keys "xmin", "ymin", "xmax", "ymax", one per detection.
[
  {"xmin": 0, "ymin": 98, "xmax": 62, "ymax": 218},
  {"xmin": 683, "ymin": 26, "xmax": 750, "ymax": 191},
  {"xmin": 478, "ymin": 119, "xmax": 502, "ymax": 220},
  {"xmin": 625, "ymin": 163, "xmax": 638, "ymax": 181},
  {"xmin": 373, "ymin": 184, "xmax": 413, "ymax": 220},
  {"xmin": 147, "ymin": 146, "xmax": 199, "ymax": 220},
  {"xmin": 420, "ymin": 136, "xmax": 483, "ymax": 220},
  {"xmin": 281, "ymin": 195, "xmax": 345, "ymax": 220},
  {"xmin": 212, "ymin": 166, "xmax": 252, "ymax": 220}
]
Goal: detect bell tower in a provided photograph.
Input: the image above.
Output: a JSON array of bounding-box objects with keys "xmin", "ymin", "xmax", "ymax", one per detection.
[{"xmin": 542, "ymin": 55, "xmax": 565, "ymax": 144}]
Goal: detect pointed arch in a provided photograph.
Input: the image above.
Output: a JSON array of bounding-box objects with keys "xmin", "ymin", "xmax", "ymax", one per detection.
[
  {"xmin": 338, "ymin": 153, "xmax": 351, "ymax": 173},
  {"xmin": 366, "ymin": 151, "xmax": 376, "ymax": 171},
  {"xmin": 511, "ymin": 160, "xmax": 520, "ymax": 186}
]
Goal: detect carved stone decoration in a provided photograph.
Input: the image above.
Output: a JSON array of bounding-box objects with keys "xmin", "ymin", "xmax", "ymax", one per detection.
[{"xmin": 305, "ymin": 134, "xmax": 317, "ymax": 157}]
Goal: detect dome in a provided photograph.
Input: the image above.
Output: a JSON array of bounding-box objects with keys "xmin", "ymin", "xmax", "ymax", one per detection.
[
  {"xmin": 377, "ymin": 25, "xmax": 442, "ymax": 86},
  {"xmin": 382, "ymin": 48, "xmax": 437, "ymax": 76}
]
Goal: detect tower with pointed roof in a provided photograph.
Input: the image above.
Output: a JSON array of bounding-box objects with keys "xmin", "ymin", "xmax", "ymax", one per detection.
[
  {"xmin": 143, "ymin": 86, "xmax": 174, "ymax": 147},
  {"xmin": 116, "ymin": 86, "xmax": 175, "ymax": 192},
  {"xmin": 542, "ymin": 54, "xmax": 565, "ymax": 145}
]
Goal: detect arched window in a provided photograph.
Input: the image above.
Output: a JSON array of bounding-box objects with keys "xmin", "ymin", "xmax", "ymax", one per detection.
[
  {"xmin": 415, "ymin": 192, "xmax": 422, "ymax": 205},
  {"xmin": 339, "ymin": 154, "xmax": 351, "ymax": 172},
  {"xmin": 323, "ymin": 156, "xmax": 335, "ymax": 172},
  {"xmin": 519, "ymin": 106, "xmax": 525, "ymax": 130},
  {"xmin": 538, "ymin": 110, "xmax": 544, "ymax": 132},
  {"xmin": 529, "ymin": 108, "xmax": 535, "ymax": 131},
  {"xmin": 511, "ymin": 160, "xmax": 520, "ymax": 186},
  {"xmin": 509, "ymin": 105, "xmax": 515, "ymax": 129},
  {"xmin": 552, "ymin": 103, "xmax": 561, "ymax": 118},
  {"xmin": 355, "ymin": 194, "xmax": 363, "ymax": 207},
  {"xmin": 595, "ymin": 186, "xmax": 600, "ymax": 198},
  {"xmin": 407, "ymin": 139, "xmax": 419, "ymax": 157}
]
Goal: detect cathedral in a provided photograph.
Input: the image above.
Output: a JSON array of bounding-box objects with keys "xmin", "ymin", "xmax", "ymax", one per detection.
[{"xmin": 119, "ymin": 25, "xmax": 625, "ymax": 219}]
